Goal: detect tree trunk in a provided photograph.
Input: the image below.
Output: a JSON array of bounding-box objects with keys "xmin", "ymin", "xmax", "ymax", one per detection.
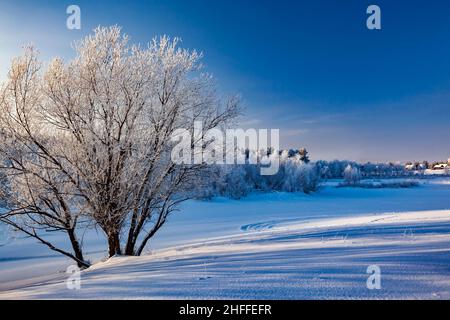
[
  {"xmin": 108, "ymin": 232, "xmax": 122, "ymax": 257},
  {"xmin": 135, "ymin": 228, "xmax": 159, "ymax": 256},
  {"xmin": 67, "ymin": 228, "xmax": 89, "ymax": 269},
  {"xmin": 124, "ymin": 221, "xmax": 137, "ymax": 256},
  {"xmin": 124, "ymin": 237, "xmax": 136, "ymax": 256}
]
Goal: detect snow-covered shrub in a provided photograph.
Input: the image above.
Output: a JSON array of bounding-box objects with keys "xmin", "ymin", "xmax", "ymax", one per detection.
[
  {"xmin": 316, "ymin": 160, "xmax": 410, "ymax": 179},
  {"xmin": 222, "ymin": 166, "xmax": 252, "ymax": 199},
  {"xmin": 277, "ymin": 155, "xmax": 319, "ymax": 193},
  {"xmin": 188, "ymin": 166, "xmax": 223, "ymax": 200},
  {"xmin": 194, "ymin": 150, "xmax": 320, "ymax": 199}
]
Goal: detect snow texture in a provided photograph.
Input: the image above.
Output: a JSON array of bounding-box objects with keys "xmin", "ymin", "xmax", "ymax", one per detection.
[{"xmin": 1, "ymin": 178, "xmax": 450, "ymax": 299}]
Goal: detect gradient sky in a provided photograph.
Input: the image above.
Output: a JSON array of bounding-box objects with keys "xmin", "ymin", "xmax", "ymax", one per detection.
[{"xmin": 0, "ymin": 0, "xmax": 449, "ymax": 162}]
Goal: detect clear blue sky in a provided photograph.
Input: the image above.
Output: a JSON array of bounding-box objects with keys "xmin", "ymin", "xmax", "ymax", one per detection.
[{"xmin": 0, "ymin": 0, "xmax": 449, "ymax": 162}]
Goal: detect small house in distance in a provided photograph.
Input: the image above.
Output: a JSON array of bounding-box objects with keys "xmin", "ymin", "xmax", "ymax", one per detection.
[
  {"xmin": 434, "ymin": 163, "xmax": 448, "ymax": 170},
  {"xmin": 404, "ymin": 158, "xmax": 450, "ymax": 172},
  {"xmin": 404, "ymin": 162, "xmax": 427, "ymax": 171},
  {"xmin": 432, "ymin": 158, "xmax": 450, "ymax": 170}
]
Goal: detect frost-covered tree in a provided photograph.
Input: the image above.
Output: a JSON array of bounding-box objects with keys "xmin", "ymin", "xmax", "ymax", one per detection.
[
  {"xmin": 0, "ymin": 26, "xmax": 238, "ymax": 264},
  {"xmin": 316, "ymin": 160, "xmax": 409, "ymax": 179},
  {"xmin": 221, "ymin": 165, "xmax": 252, "ymax": 199},
  {"xmin": 0, "ymin": 47, "xmax": 90, "ymax": 267},
  {"xmin": 343, "ymin": 165, "xmax": 362, "ymax": 185},
  {"xmin": 201, "ymin": 148, "xmax": 320, "ymax": 198},
  {"xmin": 299, "ymin": 148, "xmax": 310, "ymax": 164}
]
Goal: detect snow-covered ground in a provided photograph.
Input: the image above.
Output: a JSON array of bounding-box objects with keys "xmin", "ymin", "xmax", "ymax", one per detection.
[{"xmin": 1, "ymin": 178, "xmax": 450, "ymax": 299}]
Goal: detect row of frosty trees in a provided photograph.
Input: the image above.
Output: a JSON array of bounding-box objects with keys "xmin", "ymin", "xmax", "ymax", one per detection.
[
  {"xmin": 0, "ymin": 27, "xmax": 409, "ymax": 268},
  {"xmin": 196, "ymin": 154, "xmax": 410, "ymax": 200}
]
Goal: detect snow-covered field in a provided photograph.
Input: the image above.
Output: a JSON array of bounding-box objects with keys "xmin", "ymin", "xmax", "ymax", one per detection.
[{"xmin": 1, "ymin": 178, "xmax": 450, "ymax": 299}]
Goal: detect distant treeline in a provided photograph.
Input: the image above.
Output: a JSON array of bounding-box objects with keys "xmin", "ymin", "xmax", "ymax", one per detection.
[{"xmin": 191, "ymin": 149, "xmax": 417, "ymax": 200}]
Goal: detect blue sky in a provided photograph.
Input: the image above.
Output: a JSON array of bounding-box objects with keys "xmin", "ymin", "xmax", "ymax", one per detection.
[{"xmin": 0, "ymin": 0, "xmax": 449, "ymax": 162}]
